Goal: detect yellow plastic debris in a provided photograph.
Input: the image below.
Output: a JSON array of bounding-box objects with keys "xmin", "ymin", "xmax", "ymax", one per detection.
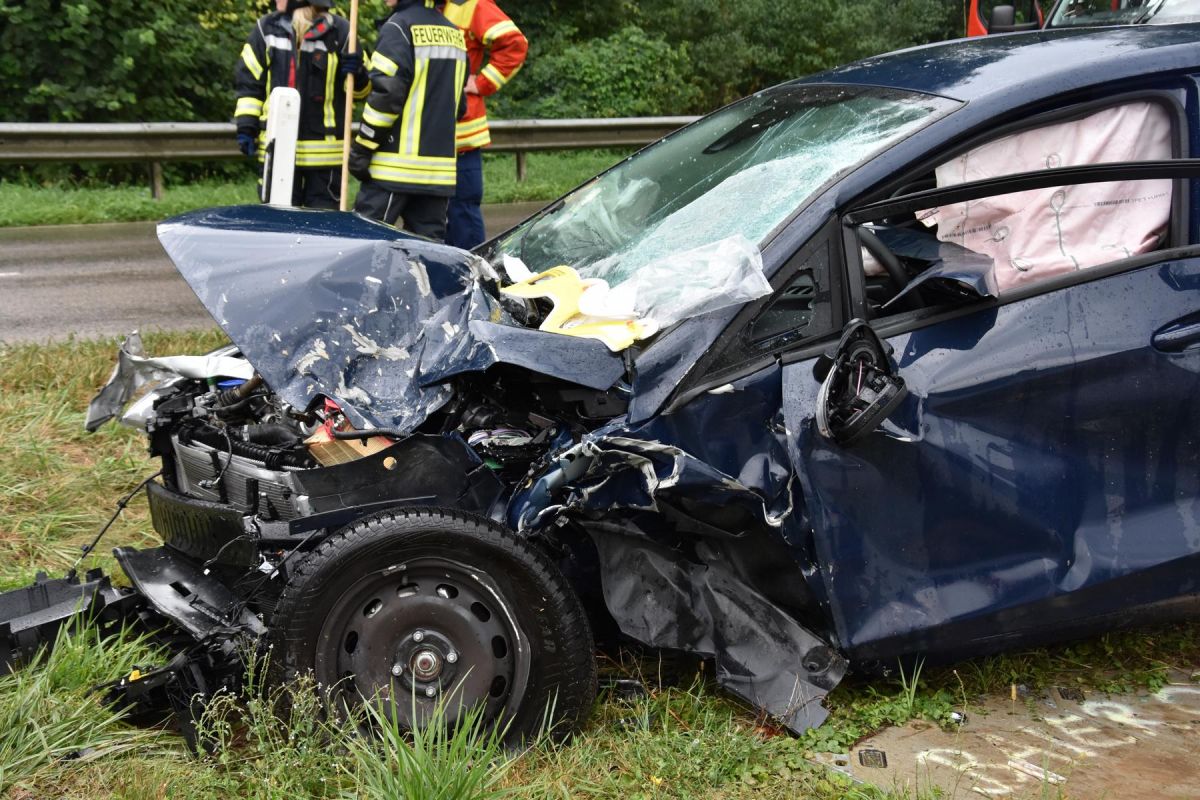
[
  {"xmin": 561, "ymin": 318, "xmax": 657, "ymax": 352},
  {"xmin": 128, "ymin": 668, "xmax": 142, "ymax": 682},
  {"xmin": 499, "ymin": 266, "xmax": 586, "ymax": 332},
  {"xmin": 501, "ymin": 266, "xmax": 657, "ymax": 351}
]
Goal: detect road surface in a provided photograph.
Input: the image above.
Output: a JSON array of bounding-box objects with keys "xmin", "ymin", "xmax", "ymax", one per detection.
[{"xmin": 0, "ymin": 201, "xmax": 545, "ymax": 343}]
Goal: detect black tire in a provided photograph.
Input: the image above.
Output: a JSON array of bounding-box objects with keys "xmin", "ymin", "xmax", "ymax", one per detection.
[{"xmin": 268, "ymin": 508, "xmax": 596, "ymax": 743}]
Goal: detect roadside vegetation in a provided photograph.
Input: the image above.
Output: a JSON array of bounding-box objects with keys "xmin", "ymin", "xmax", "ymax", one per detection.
[
  {"xmin": 0, "ymin": 150, "xmax": 621, "ymax": 228},
  {"xmin": 2, "ymin": 332, "xmax": 1199, "ymax": 798}
]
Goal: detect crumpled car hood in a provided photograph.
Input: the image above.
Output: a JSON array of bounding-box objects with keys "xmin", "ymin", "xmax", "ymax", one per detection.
[{"xmin": 157, "ymin": 205, "xmax": 624, "ymax": 431}]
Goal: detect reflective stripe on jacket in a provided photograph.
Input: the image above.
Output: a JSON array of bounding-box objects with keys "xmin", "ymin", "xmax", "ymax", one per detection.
[
  {"xmin": 233, "ymin": 11, "xmax": 369, "ymax": 167},
  {"xmin": 354, "ymin": 1, "xmax": 468, "ymax": 195},
  {"xmin": 440, "ymin": 0, "xmax": 527, "ymax": 152}
]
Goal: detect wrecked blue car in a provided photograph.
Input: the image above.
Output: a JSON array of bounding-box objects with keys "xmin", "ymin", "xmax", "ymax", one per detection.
[{"xmin": 4, "ymin": 24, "xmax": 1199, "ymax": 743}]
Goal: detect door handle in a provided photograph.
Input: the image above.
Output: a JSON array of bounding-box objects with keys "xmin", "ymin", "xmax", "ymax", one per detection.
[{"xmin": 1153, "ymin": 312, "xmax": 1200, "ymax": 353}]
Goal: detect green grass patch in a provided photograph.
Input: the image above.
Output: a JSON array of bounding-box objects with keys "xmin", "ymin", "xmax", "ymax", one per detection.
[
  {"xmin": 482, "ymin": 149, "xmax": 624, "ymax": 204},
  {"xmin": 0, "ymin": 180, "xmax": 261, "ymax": 228},
  {"xmin": 0, "ymin": 150, "xmax": 624, "ymax": 228},
  {"xmin": 1, "ymin": 333, "xmax": 1198, "ymax": 799}
]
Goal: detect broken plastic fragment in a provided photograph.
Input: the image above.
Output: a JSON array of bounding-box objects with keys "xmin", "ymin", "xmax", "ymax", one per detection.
[
  {"xmin": 501, "ymin": 266, "xmax": 587, "ymax": 331},
  {"xmin": 501, "ymin": 254, "xmax": 533, "ymax": 283}
]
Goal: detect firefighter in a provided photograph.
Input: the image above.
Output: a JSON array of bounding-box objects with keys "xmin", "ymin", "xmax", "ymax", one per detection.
[
  {"xmin": 234, "ymin": 0, "xmax": 369, "ymax": 209},
  {"xmin": 440, "ymin": 0, "xmax": 528, "ymax": 249},
  {"xmin": 347, "ymin": 0, "xmax": 468, "ymax": 239}
]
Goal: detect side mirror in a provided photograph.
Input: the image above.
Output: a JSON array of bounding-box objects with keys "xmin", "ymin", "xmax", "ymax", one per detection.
[
  {"xmin": 815, "ymin": 320, "xmax": 907, "ymax": 446},
  {"xmin": 988, "ymin": 4, "xmax": 1017, "ymax": 31}
]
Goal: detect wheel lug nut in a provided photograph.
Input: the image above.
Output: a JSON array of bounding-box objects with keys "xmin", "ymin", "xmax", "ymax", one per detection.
[
  {"xmin": 391, "ymin": 663, "xmax": 403, "ymax": 676},
  {"xmin": 412, "ymin": 630, "xmax": 425, "ymax": 642},
  {"xmin": 424, "ymin": 686, "xmax": 436, "ymax": 698},
  {"xmin": 446, "ymin": 651, "xmax": 458, "ymax": 663}
]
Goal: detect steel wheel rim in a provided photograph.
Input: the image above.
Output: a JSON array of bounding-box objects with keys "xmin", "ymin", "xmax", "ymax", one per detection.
[{"xmin": 314, "ymin": 555, "xmax": 530, "ymax": 730}]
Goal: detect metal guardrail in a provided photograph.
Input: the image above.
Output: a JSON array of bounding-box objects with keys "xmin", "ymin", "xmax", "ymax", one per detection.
[{"xmin": 0, "ymin": 117, "xmax": 699, "ymax": 163}]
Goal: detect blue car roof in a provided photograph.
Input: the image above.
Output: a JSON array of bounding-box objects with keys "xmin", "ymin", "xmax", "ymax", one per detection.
[{"xmin": 803, "ymin": 24, "xmax": 1200, "ymax": 107}]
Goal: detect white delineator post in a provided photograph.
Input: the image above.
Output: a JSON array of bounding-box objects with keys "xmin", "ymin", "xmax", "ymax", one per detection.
[{"xmin": 263, "ymin": 87, "xmax": 301, "ymax": 207}]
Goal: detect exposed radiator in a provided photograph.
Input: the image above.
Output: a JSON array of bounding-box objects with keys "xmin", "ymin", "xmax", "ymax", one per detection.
[{"xmin": 171, "ymin": 436, "xmax": 306, "ymax": 520}]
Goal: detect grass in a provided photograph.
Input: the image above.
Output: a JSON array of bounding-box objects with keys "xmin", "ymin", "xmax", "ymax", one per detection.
[
  {"xmin": 0, "ymin": 332, "xmax": 1198, "ymax": 798},
  {"xmin": 0, "ymin": 150, "xmax": 624, "ymax": 228}
]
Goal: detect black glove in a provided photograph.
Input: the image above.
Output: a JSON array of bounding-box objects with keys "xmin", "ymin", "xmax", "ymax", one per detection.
[
  {"xmin": 338, "ymin": 51, "xmax": 362, "ymax": 79},
  {"xmin": 236, "ymin": 132, "xmax": 257, "ymax": 159},
  {"xmin": 348, "ymin": 142, "xmax": 373, "ymax": 181}
]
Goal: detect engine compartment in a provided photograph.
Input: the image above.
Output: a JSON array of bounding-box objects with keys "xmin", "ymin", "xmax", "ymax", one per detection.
[{"xmin": 138, "ymin": 355, "xmax": 627, "ymax": 561}]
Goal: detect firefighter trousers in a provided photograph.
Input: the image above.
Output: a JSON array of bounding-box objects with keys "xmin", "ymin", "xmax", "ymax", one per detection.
[
  {"xmin": 354, "ymin": 181, "xmax": 450, "ymax": 241},
  {"xmin": 445, "ymin": 148, "xmax": 485, "ymax": 250}
]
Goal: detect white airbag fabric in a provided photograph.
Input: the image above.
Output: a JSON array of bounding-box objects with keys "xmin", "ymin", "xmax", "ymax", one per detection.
[{"xmin": 922, "ymin": 101, "xmax": 1173, "ymax": 291}]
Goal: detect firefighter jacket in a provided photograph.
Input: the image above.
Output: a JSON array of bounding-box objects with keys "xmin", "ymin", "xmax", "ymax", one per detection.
[
  {"xmin": 354, "ymin": 0, "xmax": 468, "ymax": 195},
  {"xmin": 234, "ymin": 11, "xmax": 369, "ymax": 169},
  {"xmin": 441, "ymin": 0, "xmax": 528, "ymax": 152}
]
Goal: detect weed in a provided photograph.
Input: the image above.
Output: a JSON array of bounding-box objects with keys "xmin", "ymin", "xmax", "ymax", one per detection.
[
  {"xmin": 0, "ymin": 622, "xmax": 167, "ymax": 795},
  {"xmin": 350, "ymin": 693, "xmax": 518, "ymax": 800},
  {"xmin": 2, "ymin": 334, "xmax": 1199, "ymax": 800}
]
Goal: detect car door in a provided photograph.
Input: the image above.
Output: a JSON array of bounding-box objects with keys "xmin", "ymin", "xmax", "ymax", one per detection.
[{"xmin": 782, "ymin": 94, "xmax": 1200, "ymax": 663}]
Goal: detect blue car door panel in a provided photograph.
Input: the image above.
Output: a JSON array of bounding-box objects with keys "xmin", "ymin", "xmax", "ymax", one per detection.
[{"xmin": 784, "ymin": 257, "xmax": 1200, "ymax": 661}]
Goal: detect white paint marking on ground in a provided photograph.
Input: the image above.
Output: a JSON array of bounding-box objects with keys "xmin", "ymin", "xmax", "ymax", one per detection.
[{"xmin": 0, "ymin": 272, "xmax": 22, "ymax": 277}]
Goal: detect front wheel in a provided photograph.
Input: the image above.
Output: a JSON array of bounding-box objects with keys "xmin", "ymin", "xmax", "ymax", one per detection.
[{"xmin": 268, "ymin": 508, "xmax": 596, "ymax": 743}]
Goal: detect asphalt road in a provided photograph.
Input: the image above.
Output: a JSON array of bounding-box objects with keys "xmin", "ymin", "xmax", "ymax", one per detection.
[{"xmin": 0, "ymin": 201, "xmax": 546, "ymax": 343}]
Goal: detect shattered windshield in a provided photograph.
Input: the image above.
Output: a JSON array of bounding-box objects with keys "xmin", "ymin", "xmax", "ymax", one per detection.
[
  {"xmin": 493, "ymin": 85, "xmax": 959, "ymax": 285},
  {"xmin": 1047, "ymin": 0, "xmax": 1200, "ymax": 26}
]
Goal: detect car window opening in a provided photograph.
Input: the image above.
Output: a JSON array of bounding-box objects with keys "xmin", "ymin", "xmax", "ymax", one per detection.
[{"xmin": 860, "ymin": 100, "xmax": 1176, "ymax": 318}]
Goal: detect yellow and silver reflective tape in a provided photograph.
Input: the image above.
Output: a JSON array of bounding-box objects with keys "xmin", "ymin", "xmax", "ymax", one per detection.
[
  {"xmin": 456, "ymin": 129, "xmax": 490, "ymax": 149},
  {"xmin": 372, "ymin": 51, "xmax": 399, "ymax": 77},
  {"xmin": 398, "ymin": 56, "xmax": 429, "ymax": 157},
  {"xmin": 456, "ymin": 116, "xmax": 488, "ymax": 135},
  {"xmin": 295, "ymin": 139, "xmax": 346, "ymax": 167},
  {"xmin": 241, "ymin": 43, "xmax": 264, "ymax": 80},
  {"xmin": 371, "ymin": 153, "xmax": 456, "ymax": 169},
  {"xmin": 480, "ymin": 62, "xmax": 516, "ymax": 90},
  {"xmin": 368, "ymin": 167, "xmax": 456, "ymax": 186},
  {"xmin": 324, "ymin": 53, "xmax": 337, "ymax": 130},
  {"xmin": 369, "ymin": 151, "xmax": 457, "ymax": 185},
  {"xmin": 482, "ymin": 20, "xmax": 520, "ymax": 45},
  {"xmin": 235, "ymin": 96, "xmax": 265, "ymax": 118},
  {"xmin": 362, "ymin": 104, "xmax": 399, "ymax": 128}
]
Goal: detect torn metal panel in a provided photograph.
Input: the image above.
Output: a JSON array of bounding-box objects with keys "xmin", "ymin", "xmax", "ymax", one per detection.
[
  {"xmin": 85, "ymin": 333, "xmax": 249, "ymax": 432},
  {"xmin": 157, "ymin": 206, "xmax": 624, "ymax": 433},
  {"xmin": 417, "ymin": 319, "xmax": 625, "ymax": 391},
  {"xmin": 513, "ymin": 363, "xmax": 844, "ymax": 733},
  {"xmin": 589, "ymin": 524, "xmax": 846, "ymax": 733},
  {"xmin": 157, "ymin": 206, "xmax": 484, "ymax": 432},
  {"xmin": 783, "ymin": 259, "xmax": 1200, "ymax": 662}
]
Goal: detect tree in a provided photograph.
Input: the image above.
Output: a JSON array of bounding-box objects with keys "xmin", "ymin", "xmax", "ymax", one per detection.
[{"xmin": 0, "ymin": 0, "xmax": 261, "ymax": 122}]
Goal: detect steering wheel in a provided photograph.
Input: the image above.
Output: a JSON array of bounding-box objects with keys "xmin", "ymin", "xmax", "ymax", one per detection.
[{"xmin": 857, "ymin": 227, "xmax": 924, "ymax": 311}]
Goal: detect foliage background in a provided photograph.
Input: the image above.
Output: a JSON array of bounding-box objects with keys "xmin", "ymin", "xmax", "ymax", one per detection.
[
  {"xmin": 0, "ymin": 0, "xmax": 964, "ymax": 123},
  {"xmin": 0, "ymin": 0, "xmax": 963, "ymax": 183}
]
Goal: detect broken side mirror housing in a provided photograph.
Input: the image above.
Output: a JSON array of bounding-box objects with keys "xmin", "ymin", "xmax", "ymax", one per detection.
[{"xmin": 815, "ymin": 320, "xmax": 907, "ymax": 445}]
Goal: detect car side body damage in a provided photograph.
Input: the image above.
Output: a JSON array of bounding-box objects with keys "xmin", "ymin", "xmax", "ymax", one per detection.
[{"xmin": 3, "ymin": 25, "xmax": 1200, "ymax": 742}]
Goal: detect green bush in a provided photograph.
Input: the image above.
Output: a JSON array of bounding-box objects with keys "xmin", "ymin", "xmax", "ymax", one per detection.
[
  {"xmin": 0, "ymin": 0, "xmax": 261, "ymax": 123},
  {"xmin": 493, "ymin": 25, "xmax": 702, "ymax": 119}
]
